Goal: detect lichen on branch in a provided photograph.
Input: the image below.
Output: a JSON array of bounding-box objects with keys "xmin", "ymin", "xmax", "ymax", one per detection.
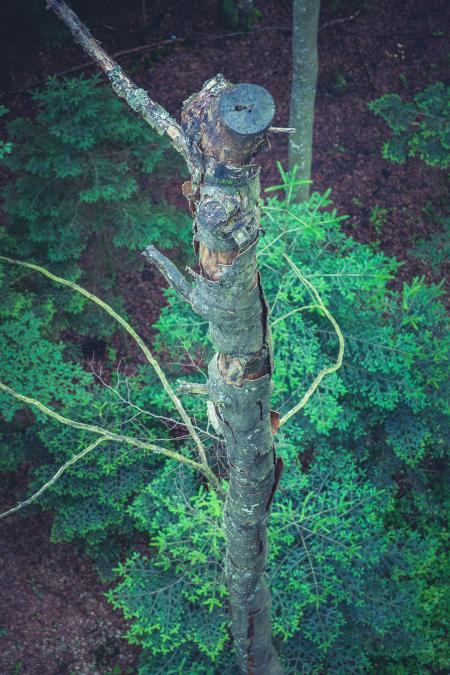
[{"xmin": 45, "ymin": 0, "xmax": 188, "ymax": 158}]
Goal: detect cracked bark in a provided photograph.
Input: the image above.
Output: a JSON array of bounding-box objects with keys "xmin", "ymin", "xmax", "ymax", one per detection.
[{"xmin": 144, "ymin": 76, "xmax": 284, "ymax": 674}]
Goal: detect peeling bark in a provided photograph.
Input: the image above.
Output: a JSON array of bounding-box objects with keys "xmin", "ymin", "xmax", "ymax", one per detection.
[
  {"xmin": 147, "ymin": 76, "xmax": 285, "ymax": 673},
  {"xmin": 181, "ymin": 77, "xmax": 284, "ymax": 674}
]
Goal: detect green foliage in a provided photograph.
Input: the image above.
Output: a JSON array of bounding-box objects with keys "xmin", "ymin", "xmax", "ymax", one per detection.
[
  {"xmin": 221, "ymin": 0, "xmax": 262, "ymax": 31},
  {"xmin": 409, "ymin": 205, "xmax": 450, "ymax": 278},
  {"xmin": 369, "ymin": 203, "xmax": 390, "ymax": 234},
  {"xmin": 0, "ymin": 287, "xmax": 177, "ymax": 571},
  {"xmin": 368, "ymin": 82, "xmax": 450, "ymax": 168},
  {"xmin": 117, "ymin": 184, "xmax": 448, "ymax": 672},
  {"xmin": 1, "ymin": 75, "xmax": 190, "ymax": 336},
  {"xmin": 369, "ymin": 81, "xmax": 449, "ymax": 286},
  {"xmin": 1, "ymin": 167, "xmax": 448, "ymax": 670},
  {"xmin": 332, "ymin": 70, "xmax": 348, "ymax": 93},
  {"xmin": 108, "ymin": 463, "xmax": 229, "ymax": 662}
]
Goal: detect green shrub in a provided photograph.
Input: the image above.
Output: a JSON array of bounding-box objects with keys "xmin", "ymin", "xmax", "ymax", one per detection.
[
  {"xmin": 369, "ymin": 81, "xmax": 449, "ymax": 287},
  {"xmin": 221, "ymin": 0, "xmax": 262, "ymax": 31},
  {"xmin": 0, "ymin": 291, "xmax": 179, "ymax": 571},
  {"xmin": 408, "ymin": 207, "xmax": 450, "ymax": 277},
  {"xmin": 109, "ymin": 188, "xmax": 449, "ymax": 672},
  {"xmin": 368, "ymin": 82, "xmax": 450, "ymax": 168},
  {"xmin": 107, "ymin": 463, "xmax": 229, "ymax": 662},
  {"xmin": 1, "ymin": 75, "xmax": 190, "ymax": 336}
]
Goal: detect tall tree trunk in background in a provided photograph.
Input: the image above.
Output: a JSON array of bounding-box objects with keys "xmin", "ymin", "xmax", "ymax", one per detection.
[
  {"xmin": 221, "ymin": 0, "xmax": 257, "ymax": 31},
  {"xmin": 289, "ymin": 0, "xmax": 320, "ymax": 202}
]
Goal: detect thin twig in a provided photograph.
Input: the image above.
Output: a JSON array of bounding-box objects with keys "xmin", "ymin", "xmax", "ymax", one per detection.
[
  {"xmin": 90, "ymin": 362, "xmax": 218, "ymax": 440},
  {"xmin": 0, "ymin": 256, "xmax": 209, "ymax": 471},
  {"xmin": 319, "ymin": 8, "xmax": 362, "ymax": 32},
  {"xmin": 0, "ymin": 438, "xmax": 106, "ymax": 519},
  {"xmin": 6, "ymin": 37, "xmax": 186, "ymax": 93},
  {"xmin": 356, "ymin": 39, "xmax": 378, "ymax": 92},
  {"xmin": 202, "ymin": 26, "xmax": 291, "ymax": 41},
  {"xmin": 278, "ymin": 255, "xmax": 345, "ymax": 427},
  {"xmin": 0, "ymin": 381, "xmax": 225, "ymax": 501}
]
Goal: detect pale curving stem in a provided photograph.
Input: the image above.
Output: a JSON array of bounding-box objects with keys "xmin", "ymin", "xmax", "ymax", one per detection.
[
  {"xmin": 0, "ymin": 437, "xmax": 107, "ymax": 519},
  {"xmin": 278, "ymin": 254, "xmax": 345, "ymax": 427},
  {"xmin": 45, "ymin": 0, "xmax": 188, "ymax": 159},
  {"xmin": 0, "ymin": 381, "xmax": 225, "ymax": 506},
  {"xmin": 0, "ymin": 255, "xmax": 211, "ymax": 477}
]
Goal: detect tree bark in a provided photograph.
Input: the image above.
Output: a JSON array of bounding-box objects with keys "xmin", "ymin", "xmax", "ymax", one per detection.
[
  {"xmin": 289, "ymin": 0, "xmax": 321, "ymax": 202},
  {"xmin": 146, "ymin": 76, "xmax": 285, "ymax": 674}
]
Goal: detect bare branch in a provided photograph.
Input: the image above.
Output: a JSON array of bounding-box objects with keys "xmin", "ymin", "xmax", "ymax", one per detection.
[
  {"xmin": 142, "ymin": 245, "xmax": 193, "ymax": 303},
  {"xmin": 45, "ymin": 0, "xmax": 188, "ymax": 159},
  {"xmin": 0, "ymin": 256, "xmax": 209, "ymax": 470},
  {"xmin": 0, "ymin": 381, "xmax": 225, "ymax": 500}
]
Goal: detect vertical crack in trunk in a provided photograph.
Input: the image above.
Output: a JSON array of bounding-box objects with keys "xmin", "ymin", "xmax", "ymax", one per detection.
[{"xmin": 182, "ymin": 76, "xmax": 284, "ymax": 674}]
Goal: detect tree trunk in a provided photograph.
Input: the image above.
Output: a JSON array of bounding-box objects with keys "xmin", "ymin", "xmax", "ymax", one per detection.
[
  {"xmin": 181, "ymin": 76, "xmax": 284, "ymax": 674},
  {"xmin": 289, "ymin": 0, "xmax": 320, "ymax": 202},
  {"xmin": 143, "ymin": 77, "xmax": 285, "ymax": 672}
]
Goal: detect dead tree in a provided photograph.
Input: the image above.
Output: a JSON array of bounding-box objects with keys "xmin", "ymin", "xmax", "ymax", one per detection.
[{"xmin": 42, "ymin": 1, "xmax": 287, "ymax": 671}]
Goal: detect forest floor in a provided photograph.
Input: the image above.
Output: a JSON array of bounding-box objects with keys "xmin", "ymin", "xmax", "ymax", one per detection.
[{"xmin": 0, "ymin": 0, "xmax": 449, "ymax": 673}]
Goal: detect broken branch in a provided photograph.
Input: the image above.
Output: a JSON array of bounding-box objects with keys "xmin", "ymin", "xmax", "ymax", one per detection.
[
  {"xmin": 176, "ymin": 381, "xmax": 209, "ymax": 396},
  {"xmin": 268, "ymin": 126, "xmax": 296, "ymax": 134},
  {"xmin": 45, "ymin": 0, "xmax": 188, "ymax": 158},
  {"xmin": 142, "ymin": 245, "xmax": 193, "ymax": 304}
]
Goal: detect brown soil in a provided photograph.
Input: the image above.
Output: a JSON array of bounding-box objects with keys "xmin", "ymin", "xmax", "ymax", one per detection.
[
  {"xmin": 0, "ymin": 0, "xmax": 449, "ymax": 672},
  {"xmin": 0, "ymin": 471, "xmax": 139, "ymax": 675}
]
